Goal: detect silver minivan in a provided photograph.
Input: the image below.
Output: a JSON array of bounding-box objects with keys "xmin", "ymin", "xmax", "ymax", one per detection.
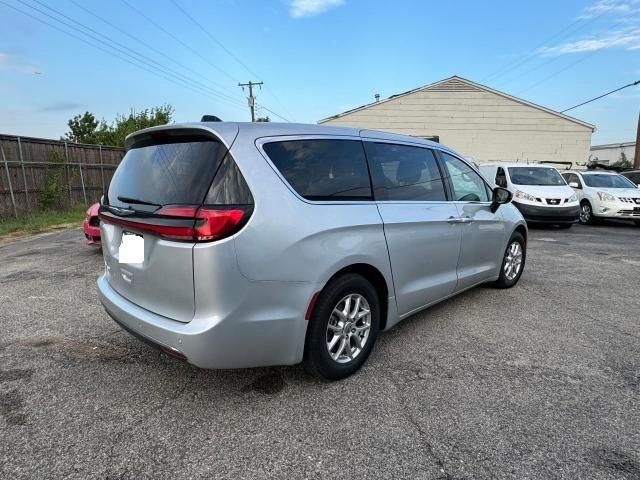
[{"xmin": 98, "ymin": 122, "xmax": 527, "ymax": 380}]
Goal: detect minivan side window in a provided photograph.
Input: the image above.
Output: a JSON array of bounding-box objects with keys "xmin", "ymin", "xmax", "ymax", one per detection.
[
  {"xmin": 263, "ymin": 139, "xmax": 372, "ymax": 201},
  {"xmin": 363, "ymin": 142, "xmax": 447, "ymax": 201},
  {"xmin": 440, "ymin": 152, "xmax": 491, "ymax": 202}
]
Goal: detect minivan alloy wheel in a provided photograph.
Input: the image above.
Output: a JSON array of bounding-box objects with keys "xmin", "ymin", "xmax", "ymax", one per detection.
[
  {"xmin": 326, "ymin": 294, "xmax": 371, "ymax": 364},
  {"xmin": 504, "ymin": 241, "xmax": 523, "ymax": 281}
]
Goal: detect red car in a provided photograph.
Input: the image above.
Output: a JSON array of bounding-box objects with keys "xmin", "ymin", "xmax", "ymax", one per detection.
[{"xmin": 83, "ymin": 202, "xmax": 101, "ymax": 245}]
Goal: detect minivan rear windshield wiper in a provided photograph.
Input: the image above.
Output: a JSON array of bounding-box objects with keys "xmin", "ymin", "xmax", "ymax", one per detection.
[{"xmin": 117, "ymin": 196, "xmax": 161, "ymax": 207}]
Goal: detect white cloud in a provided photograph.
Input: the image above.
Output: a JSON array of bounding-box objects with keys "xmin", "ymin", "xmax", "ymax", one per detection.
[
  {"xmin": 538, "ymin": 1, "xmax": 640, "ymax": 55},
  {"xmin": 539, "ymin": 27, "xmax": 640, "ymax": 55},
  {"xmin": 0, "ymin": 52, "xmax": 41, "ymax": 74},
  {"xmin": 578, "ymin": 0, "xmax": 640, "ymax": 19},
  {"xmin": 289, "ymin": 0, "xmax": 344, "ymax": 18}
]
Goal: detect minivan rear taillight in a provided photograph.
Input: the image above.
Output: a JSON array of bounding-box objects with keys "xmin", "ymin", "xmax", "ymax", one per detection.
[{"xmin": 99, "ymin": 206, "xmax": 251, "ymax": 242}]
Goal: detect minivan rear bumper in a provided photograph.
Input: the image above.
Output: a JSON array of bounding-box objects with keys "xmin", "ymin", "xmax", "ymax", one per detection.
[{"xmin": 97, "ymin": 274, "xmax": 312, "ymax": 369}]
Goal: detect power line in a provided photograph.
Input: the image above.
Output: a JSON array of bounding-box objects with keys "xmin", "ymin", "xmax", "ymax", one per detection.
[
  {"xmin": 561, "ymin": 80, "xmax": 640, "ymax": 113},
  {"xmin": 67, "ymin": 0, "xmax": 239, "ymax": 98},
  {"xmin": 254, "ymin": 103, "xmax": 291, "ymax": 123},
  {"xmin": 24, "ymin": 0, "xmax": 246, "ymax": 108},
  {"xmin": 118, "ymin": 0, "xmax": 238, "ymax": 85},
  {"xmin": 497, "ymin": 14, "xmax": 631, "ymax": 92},
  {"xmin": 0, "ymin": 0, "xmax": 246, "ymax": 112},
  {"xmin": 169, "ymin": 0, "xmax": 257, "ymax": 80},
  {"xmin": 482, "ymin": 9, "xmax": 606, "ymax": 85},
  {"xmin": 169, "ymin": 0, "xmax": 295, "ymax": 120},
  {"xmin": 517, "ymin": 49, "xmax": 601, "ymax": 95},
  {"xmin": 120, "ymin": 0, "xmax": 291, "ymax": 121}
]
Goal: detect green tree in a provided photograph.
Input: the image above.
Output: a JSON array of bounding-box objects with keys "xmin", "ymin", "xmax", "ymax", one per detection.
[
  {"xmin": 63, "ymin": 104, "xmax": 174, "ymax": 147},
  {"xmin": 63, "ymin": 112, "xmax": 99, "ymax": 143}
]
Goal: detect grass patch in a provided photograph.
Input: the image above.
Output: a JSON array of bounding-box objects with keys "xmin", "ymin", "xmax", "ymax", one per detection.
[{"xmin": 0, "ymin": 204, "xmax": 88, "ymax": 237}]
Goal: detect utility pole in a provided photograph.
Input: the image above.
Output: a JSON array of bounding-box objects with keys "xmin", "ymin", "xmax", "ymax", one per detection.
[
  {"xmin": 634, "ymin": 112, "xmax": 640, "ymax": 169},
  {"xmin": 238, "ymin": 81, "xmax": 263, "ymax": 122}
]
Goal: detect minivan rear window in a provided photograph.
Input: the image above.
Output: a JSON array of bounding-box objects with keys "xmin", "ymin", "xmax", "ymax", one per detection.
[
  {"xmin": 107, "ymin": 139, "xmax": 226, "ymax": 208},
  {"xmin": 263, "ymin": 139, "xmax": 372, "ymax": 201}
]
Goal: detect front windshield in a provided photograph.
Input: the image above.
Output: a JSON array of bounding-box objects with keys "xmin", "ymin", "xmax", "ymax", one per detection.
[
  {"xmin": 508, "ymin": 167, "xmax": 565, "ymax": 186},
  {"xmin": 582, "ymin": 174, "xmax": 637, "ymax": 189}
]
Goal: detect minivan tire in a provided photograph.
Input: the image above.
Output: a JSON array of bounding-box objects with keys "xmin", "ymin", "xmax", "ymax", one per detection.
[
  {"xmin": 303, "ymin": 274, "xmax": 380, "ymax": 381},
  {"xmin": 492, "ymin": 232, "xmax": 526, "ymax": 289}
]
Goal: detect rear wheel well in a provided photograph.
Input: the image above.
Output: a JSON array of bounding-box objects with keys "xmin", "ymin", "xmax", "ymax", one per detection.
[{"xmin": 324, "ymin": 264, "xmax": 389, "ymax": 331}]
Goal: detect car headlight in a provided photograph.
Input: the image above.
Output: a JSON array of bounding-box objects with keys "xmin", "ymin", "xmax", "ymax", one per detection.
[
  {"xmin": 596, "ymin": 191, "xmax": 616, "ymax": 202},
  {"xmin": 514, "ymin": 190, "xmax": 538, "ymax": 202},
  {"xmin": 568, "ymin": 193, "xmax": 577, "ymax": 202}
]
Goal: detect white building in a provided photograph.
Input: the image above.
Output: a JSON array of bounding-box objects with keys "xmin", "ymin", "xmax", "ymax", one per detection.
[
  {"xmin": 319, "ymin": 76, "xmax": 595, "ymax": 165},
  {"xmin": 589, "ymin": 141, "xmax": 635, "ymax": 165}
]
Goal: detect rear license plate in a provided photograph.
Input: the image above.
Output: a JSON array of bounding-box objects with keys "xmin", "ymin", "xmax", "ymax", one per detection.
[{"xmin": 119, "ymin": 232, "xmax": 144, "ymax": 264}]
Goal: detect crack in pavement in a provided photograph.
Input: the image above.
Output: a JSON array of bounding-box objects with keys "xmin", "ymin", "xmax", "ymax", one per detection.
[{"xmin": 384, "ymin": 371, "xmax": 456, "ymax": 480}]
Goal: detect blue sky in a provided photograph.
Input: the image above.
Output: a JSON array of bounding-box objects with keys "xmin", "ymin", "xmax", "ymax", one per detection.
[{"xmin": 0, "ymin": 0, "xmax": 638, "ymax": 144}]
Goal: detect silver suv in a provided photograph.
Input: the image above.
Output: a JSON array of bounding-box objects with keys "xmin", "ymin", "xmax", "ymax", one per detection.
[{"xmin": 98, "ymin": 122, "xmax": 526, "ymax": 380}]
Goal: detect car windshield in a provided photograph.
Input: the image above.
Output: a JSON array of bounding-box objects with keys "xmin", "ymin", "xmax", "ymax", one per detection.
[
  {"xmin": 582, "ymin": 174, "xmax": 637, "ymax": 189},
  {"xmin": 508, "ymin": 167, "xmax": 565, "ymax": 186}
]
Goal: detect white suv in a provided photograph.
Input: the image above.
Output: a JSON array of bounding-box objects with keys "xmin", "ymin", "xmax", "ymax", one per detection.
[{"xmin": 561, "ymin": 170, "xmax": 640, "ymax": 226}]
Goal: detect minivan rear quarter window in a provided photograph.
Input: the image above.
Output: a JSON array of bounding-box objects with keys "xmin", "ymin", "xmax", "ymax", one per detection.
[{"xmin": 262, "ymin": 139, "xmax": 372, "ymax": 201}]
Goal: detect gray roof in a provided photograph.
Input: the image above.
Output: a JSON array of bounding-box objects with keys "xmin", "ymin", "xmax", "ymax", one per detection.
[{"xmin": 126, "ymin": 121, "xmax": 449, "ymax": 152}]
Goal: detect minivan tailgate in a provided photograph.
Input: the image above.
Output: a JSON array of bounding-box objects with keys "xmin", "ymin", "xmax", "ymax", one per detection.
[
  {"xmin": 101, "ymin": 222, "xmax": 195, "ymax": 322},
  {"xmin": 98, "ymin": 128, "xmax": 237, "ymax": 324}
]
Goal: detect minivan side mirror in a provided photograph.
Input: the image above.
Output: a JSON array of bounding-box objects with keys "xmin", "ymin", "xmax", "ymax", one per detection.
[
  {"xmin": 491, "ymin": 187, "xmax": 512, "ymax": 213},
  {"xmin": 568, "ymin": 181, "xmax": 581, "ymax": 189}
]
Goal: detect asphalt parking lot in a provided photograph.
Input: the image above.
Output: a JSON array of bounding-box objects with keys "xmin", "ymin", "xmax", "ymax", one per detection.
[{"xmin": 1, "ymin": 222, "xmax": 639, "ymax": 479}]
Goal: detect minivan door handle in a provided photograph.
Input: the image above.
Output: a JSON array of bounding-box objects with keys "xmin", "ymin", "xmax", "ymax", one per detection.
[{"xmin": 448, "ymin": 216, "xmax": 474, "ymax": 224}]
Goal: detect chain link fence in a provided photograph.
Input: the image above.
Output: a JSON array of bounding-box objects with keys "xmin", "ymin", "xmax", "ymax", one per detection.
[{"xmin": 0, "ymin": 134, "xmax": 125, "ymax": 218}]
